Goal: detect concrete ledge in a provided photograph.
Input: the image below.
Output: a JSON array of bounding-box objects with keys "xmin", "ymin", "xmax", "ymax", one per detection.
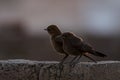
[{"xmin": 0, "ymin": 59, "xmax": 119, "ymax": 80}]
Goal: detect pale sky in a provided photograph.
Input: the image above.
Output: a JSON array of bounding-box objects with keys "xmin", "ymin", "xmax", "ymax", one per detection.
[{"xmin": 0, "ymin": 0, "xmax": 120, "ymax": 36}]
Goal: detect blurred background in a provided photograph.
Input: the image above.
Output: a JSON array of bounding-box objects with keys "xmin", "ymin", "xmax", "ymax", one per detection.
[{"xmin": 0, "ymin": 0, "xmax": 119, "ymax": 61}]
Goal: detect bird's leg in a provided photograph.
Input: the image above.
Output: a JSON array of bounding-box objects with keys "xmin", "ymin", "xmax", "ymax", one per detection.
[
  {"xmin": 70, "ymin": 54, "xmax": 82, "ymax": 67},
  {"xmin": 70, "ymin": 56, "xmax": 78, "ymax": 63},
  {"xmin": 74, "ymin": 54, "xmax": 82, "ymax": 64},
  {"xmin": 57, "ymin": 54, "xmax": 68, "ymax": 79},
  {"xmin": 69, "ymin": 56, "xmax": 78, "ymax": 66},
  {"xmin": 58, "ymin": 54, "xmax": 68, "ymax": 72},
  {"xmin": 59, "ymin": 54, "xmax": 69, "ymax": 65}
]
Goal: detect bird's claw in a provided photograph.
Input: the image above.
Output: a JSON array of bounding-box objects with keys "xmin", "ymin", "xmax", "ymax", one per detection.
[
  {"xmin": 57, "ymin": 62, "xmax": 64, "ymax": 80},
  {"xmin": 70, "ymin": 62, "xmax": 76, "ymax": 68},
  {"xmin": 59, "ymin": 64, "xmax": 63, "ymax": 70}
]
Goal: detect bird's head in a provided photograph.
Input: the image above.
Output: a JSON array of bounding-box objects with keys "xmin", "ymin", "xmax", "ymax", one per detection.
[{"xmin": 44, "ymin": 25, "xmax": 61, "ymax": 36}]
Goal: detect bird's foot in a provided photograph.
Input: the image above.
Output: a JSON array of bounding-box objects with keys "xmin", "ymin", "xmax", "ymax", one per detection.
[
  {"xmin": 58, "ymin": 64, "xmax": 64, "ymax": 71},
  {"xmin": 57, "ymin": 62, "xmax": 64, "ymax": 79},
  {"xmin": 58, "ymin": 62, "xmax": 64, "ymax": 70},
  {"xmin": 69, "ymin": 62, "xmax": 77, "ymax": 68}
]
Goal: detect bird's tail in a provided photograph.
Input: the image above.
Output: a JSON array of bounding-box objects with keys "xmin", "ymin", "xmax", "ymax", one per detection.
[{"xmin": 89, "ymin": 50, "xmax": 107, "ymax": 57}]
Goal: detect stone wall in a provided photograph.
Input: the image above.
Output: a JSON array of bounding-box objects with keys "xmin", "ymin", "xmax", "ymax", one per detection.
[{"xmin": 0, "ymin": 59, "xmax": 119, "ymax": 80}]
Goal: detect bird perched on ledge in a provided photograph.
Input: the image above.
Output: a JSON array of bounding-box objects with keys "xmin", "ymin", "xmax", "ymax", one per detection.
[
  {"xmin": 44, "ymin": 25, "xmax": 69, "ymax": 64},
  {"xmin": 58, "ymin": 32, "xmax": 107, "ymax": 66}
]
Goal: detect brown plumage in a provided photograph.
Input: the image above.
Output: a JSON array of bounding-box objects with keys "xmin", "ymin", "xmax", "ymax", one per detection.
[
  {"xmin": 58, "ymin": 32, "xmax": 107, "ymax": 64},
  {"xmin": 44, "ymin": 25, "xmax": 69, "ymax": 64}
]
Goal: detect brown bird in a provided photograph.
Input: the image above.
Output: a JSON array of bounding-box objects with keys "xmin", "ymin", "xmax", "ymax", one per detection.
[
  {"xmin": 58, "ymin": 32, "xmax": 107, "ymax": 65},
  {"xmin": 44, "ymin": 25, "xmax": 69, "ymax": 64}
]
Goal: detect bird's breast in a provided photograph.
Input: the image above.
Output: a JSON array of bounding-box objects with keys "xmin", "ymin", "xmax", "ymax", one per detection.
[{"xmin": 51, "ymin": 37, "xmax": 65, "ymax": 54}]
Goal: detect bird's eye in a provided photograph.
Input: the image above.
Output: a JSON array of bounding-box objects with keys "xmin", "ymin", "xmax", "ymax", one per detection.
[{"xmin": 47, "ymin": 28, "xmax": 51, "ymax": 31}]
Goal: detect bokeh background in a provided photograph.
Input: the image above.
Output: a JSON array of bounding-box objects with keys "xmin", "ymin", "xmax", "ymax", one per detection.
[{"xmin": 0, "ymin": 0, "xmax": 119, "ymax": 62}]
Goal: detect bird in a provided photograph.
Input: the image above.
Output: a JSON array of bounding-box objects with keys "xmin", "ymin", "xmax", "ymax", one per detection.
[
  {"xmin": 44, "ymin": 25, "xmax": 69, "ymax": 65},
  {"xmin": 58, "ymin": 32, "xmax": 107, "ymax": 66}
]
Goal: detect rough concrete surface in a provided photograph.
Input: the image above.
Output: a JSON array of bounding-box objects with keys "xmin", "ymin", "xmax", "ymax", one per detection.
[{"xmin": 0, "ymin": 59, "xmax": 119, "ymax": 80}]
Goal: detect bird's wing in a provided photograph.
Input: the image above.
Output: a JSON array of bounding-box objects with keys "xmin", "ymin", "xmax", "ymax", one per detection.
[
  {"xmin": 80, "ymin": 42, "xmax": 93, "ymax": 51},
  {"xmin": 72, "ymin": 40, "xmax": 93, "ymax": 52},
  {"xmin": 54, "ymin": 36, "xmax": 63, "ymax": 43},
  {"xmin": 70, "ymin": 37, "xmax": 82, "ymax": 47}
]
